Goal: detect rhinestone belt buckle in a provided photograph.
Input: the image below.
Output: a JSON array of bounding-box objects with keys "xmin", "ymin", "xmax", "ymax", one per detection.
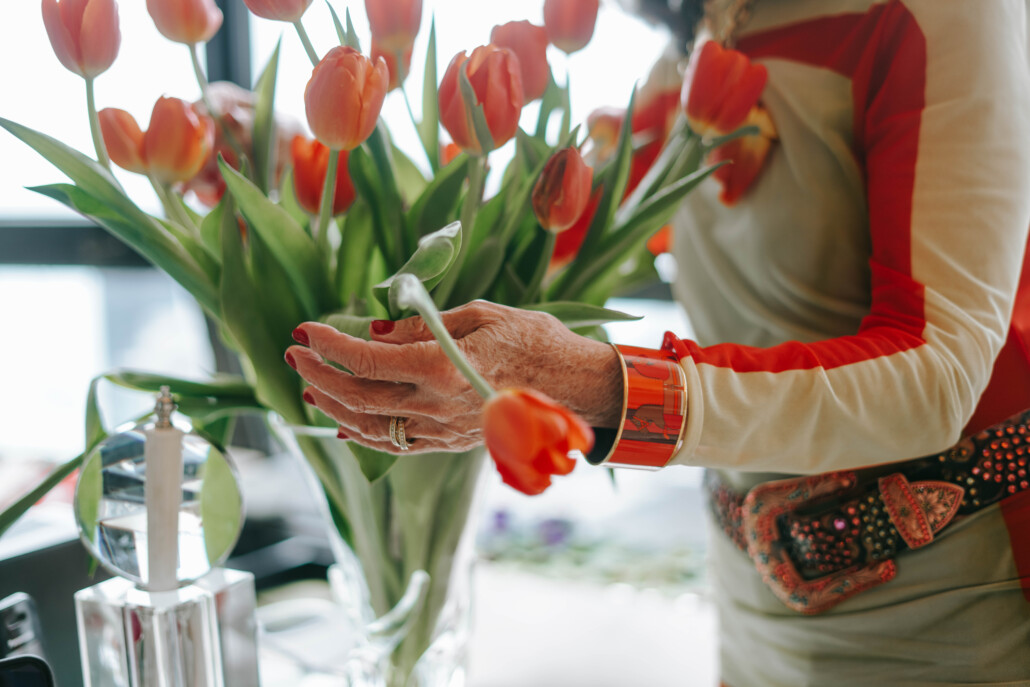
[{"xmin": 741, "ymin": 471, "xmax": 898, "ymax": 615}]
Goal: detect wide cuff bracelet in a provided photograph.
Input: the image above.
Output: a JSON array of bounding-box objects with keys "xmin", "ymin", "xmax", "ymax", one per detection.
[{"xmin": 585, "ymin": 344, "xmax": 688, "ymax": 470}]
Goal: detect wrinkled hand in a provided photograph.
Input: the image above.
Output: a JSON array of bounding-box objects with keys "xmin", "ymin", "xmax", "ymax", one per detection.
[{"xmin": 286, "ymin": 301, "xmax": 622, "ymax": 454}]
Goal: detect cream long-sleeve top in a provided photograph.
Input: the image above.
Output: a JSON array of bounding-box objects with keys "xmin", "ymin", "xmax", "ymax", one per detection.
[{"xmin": 667, "ymin": 0, "xmax": 1030, "ymax": 480}]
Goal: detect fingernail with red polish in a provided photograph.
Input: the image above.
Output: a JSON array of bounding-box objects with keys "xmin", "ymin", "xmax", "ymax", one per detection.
[
  {"xmin": 302, "ymin": 389, "xmax": 316, "ymax": 406},
  {"xmin": 371, "ymin": 320, "xmax": 395, "ymax": 335},
  {"xmin": 336, "ymin": 428, "xmax": 349, "ymax": 440},
  {"xmin": 285, "ymin": 351, "xmax": 297, "ymax": 370},
  {"xmin": 292, "ymin": 327, "xmax": 310, "ymax": 346}
]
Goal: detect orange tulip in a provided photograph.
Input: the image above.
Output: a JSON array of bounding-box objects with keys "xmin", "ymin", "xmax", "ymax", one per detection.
[
  {"xmin": 146, "ymin": 0, "xmax": 222, "ymax": 44},
  {"xmin": 490, "ymin": 21, "xmax": 550, "ymax": 103},
  {"xmin": 98, "ymin": 108, "xmax": 146, "ymax": 173},
  {"xmin": 483, "ymin": 388, "xmax": 593, "ymax": 496},
  {"xmin": 440, "ymin": 141, "xmax": 461, "ymax": 167},
  {"xmin": 371, "ymin": 40, "xmax": 413, "ymax": 91},
  {"xmin": 681, "ymin": 41, "xmax": 767, "ymax": 137},
  {"xmin": 543, "ymin": 0, "xmax": 599, "ymax": 54},
  {"xmin": 290, "ymin": 135, "xmax": 356, "ymax": 216},
  {"xmin": 305, "ymin": 46, "xmax": 389, "ymax": 151},
  {"xmin": 438, "ymin": 45, "xmax": 523, "ymax": 155},
  {"xmin": 532, "ymin": 147, "xmax": 593, "ymax": 233},
  {"xmin": 550, "ymin": 187, "xmax": 601, "ymax": 269},
  {"xmin": 42, "ymin": 0, "xmax": 120, "ymax": 78},
  {"xmin": 647, "ymin": 224, "xmax": 672, "ymax": 255},
  {"xmin": 364, "ymin": 0, "xmax": 421, "ymax": 53},
  {"xmin": 707, "ymin": 106, "xmax": 776, "ymax": 205},
  {"xmin": 241, "ymin": 0, "xmax": 311, "ymax": 22},
  {"xmin": 144, "ymin": 97, "xmax": 215, "ymax": 183}
]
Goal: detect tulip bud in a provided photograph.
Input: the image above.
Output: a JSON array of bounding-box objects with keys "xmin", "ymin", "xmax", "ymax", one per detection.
[
  {"xmin": 681, "ymin": 41, "xmax": 767, "ymax": 137},
  {"xmin": 305, "ymin": 46, "xmax": 389, "ymax": 151},
  {"xmin": 99, "ymin": 108, "xmax": 146, "ymax": 173},
  {"xmin": 490, "ymin": 21, "xmax": 550, "ymax": 103},
  {"xmin": 42, "ymin": 0, "xmax": 121, "ymax": 79},
  {"xmin": 241, "ymin": 0, "xmax": 312, "ymax": 22},
  {"xmin": 438, "ymin": 45, "xmax": 524, "ymax": 155},
  {"xmin": 371, "ymin": 40, "xmax": 413, "ymax": 91},
  {"xmin": 146, "ymin": 0, "xmax": 222, "ymax": 45},
  {"xmin": 532, "ymin": 147, "xmax": 594, "ymax": 233},
  {"xmin": 550, "ymin": 188, "xmax": 601, "ymax": 270},
  {"xmin": 483, "ymin": 388, "xmax": 592, "ymax": 496},
  {"xmin": 543, "ymin": 0, "xmax": 599, "ymax": 55},
  {"xmin": 144, "ymin": 97, "xmax": 215, "ymax": 183},
  {"xmin": 365, "ymin": 0, "xmax": 422, "ymax": 53},
  {"xmin": 290, "ymin": 135, "xmax": 356, "ymax": 216}
]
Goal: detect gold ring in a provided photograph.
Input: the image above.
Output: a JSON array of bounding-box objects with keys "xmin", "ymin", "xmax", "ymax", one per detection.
[{"xmin": 389, "ymin": 416, "xmax": 412, "ymax": 451}]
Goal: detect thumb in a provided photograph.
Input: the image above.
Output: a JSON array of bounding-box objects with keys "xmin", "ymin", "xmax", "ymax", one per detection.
[{"xmin": 370, "ymin": 301, "xmax": 496, "ymax": 344}]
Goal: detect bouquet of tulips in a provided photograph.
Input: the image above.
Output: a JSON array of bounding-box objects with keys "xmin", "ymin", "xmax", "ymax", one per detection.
[{"xmin": 0, "ymin": 0, "xmax": 746, "ymax": 680}]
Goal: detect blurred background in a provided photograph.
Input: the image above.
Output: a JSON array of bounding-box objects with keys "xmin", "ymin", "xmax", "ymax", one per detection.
[{"xmin": 0, "ymin": 0, "xmax": 717, "ymax": 684}]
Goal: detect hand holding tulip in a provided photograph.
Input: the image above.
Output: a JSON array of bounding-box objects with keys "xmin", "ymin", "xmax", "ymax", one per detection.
[{"xmin": 286, "ymin": 301, "xmax": 622, "ymax": 455}]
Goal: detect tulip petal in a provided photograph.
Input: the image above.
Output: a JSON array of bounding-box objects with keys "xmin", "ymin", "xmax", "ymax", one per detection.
[
  {"xmin": 42, "ymin": 0, "xmax": 84, "ymax": 76},
  {"xmin": 99, "ymin": 108, "xmax": 146, "ymax": 173},
  {"xmin": 79, "ymin": 0, "xmax": 120, "ymax": 78}
]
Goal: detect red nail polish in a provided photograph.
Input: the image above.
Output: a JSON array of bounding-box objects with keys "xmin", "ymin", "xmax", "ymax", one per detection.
[
  {"xmin": 285, "ymin": 351, "xmax": 297, "ymax": 370},
  {"xmin": 371, "ymin": 320, "xmax": 395, "ymax": 335},
  {"xmin": 292, "ymin": 327, "xmax": 310, "ymax": 346},
  {"xmin": 336, "ymin": 428, "xmax": 349, "ymax": 440},
  {"xmin": 302, "ymin": 389, "xmax": 316, "ymax": 405}
]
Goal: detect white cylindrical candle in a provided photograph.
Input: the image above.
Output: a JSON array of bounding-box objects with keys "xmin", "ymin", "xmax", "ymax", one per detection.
[{"xmin": 144, "ymin": 424, "xmax": 184, "ymax": 592}]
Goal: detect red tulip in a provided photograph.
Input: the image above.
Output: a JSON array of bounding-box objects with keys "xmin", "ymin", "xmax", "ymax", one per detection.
[
  {"xmin": 241, "ymin": 0, "xmax": 311, "ymax": 22},
  {"xmin": 99, "ymin": 108, "xmax": 146, "ymax": 173},
  {"xmin": 483, "ymin": 389, "xmax": 593, "ymax": 496},
  {"xmin": 144, "ymin": 97, "xmax": 215, "ymax": 183},
  {"xmin": 305, "ymin": 46, "xmax": 389, "ymax": 151},
  {"xmin": 371, "ymin": 39, "xmax": 413, "ymax": 91},
  {"xmin": 440, "ymin": 141, "xmax": 461, "ymax": 167},
  {"xmin": 490, "ymin": 21, "xmax": 550, "ymax": 103},
  {"xmin": 438, "ymin": 45, "xmax": 523, "ymax": 154},
  {"xmin": 647, "ymin": 224, "xmax": 672, "ymax": 255},
  {"xmin": 543, "ymin": 0, "xmax": 599, "ymax": 54},
  {"xmin": 42, "ymin": 0, "xmax": 120, "ymax": 78},
  {"xmin": 550, "ymin": 187, "xmax": 600, "ymax": 269},
  {"xmin": 532, "ymin": 147, "xmax": 593, "ymax": 233},
  {"xmin": 290, "ymin": 135, "xmax": 356, "ymax": 216},
  {"xmin": 707, "ymin": 105, "xmax": 776, "ymax": 205},
  {"xmin": 146, "ymin": 0, "xmax": 222, "ymax": 44},
  {"xmin": 365, "ymin": 0, "xmax": 421, "ymax": 53},
  {"xmin": 682, "ymin": 41, "xmax": 767, "ymax": 137}
]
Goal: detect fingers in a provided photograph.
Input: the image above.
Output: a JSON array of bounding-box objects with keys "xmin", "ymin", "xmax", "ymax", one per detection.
[
  {"xmin": 292, "ymin": 322, "xmax": 448, "ymax": 385},
  {"xmin": 367, "ymin": 300, "xmax": 503, "ymax": 345},
  {"xmin": 288, "ymin": 345, "xmax": 420, "ymax": 415}
]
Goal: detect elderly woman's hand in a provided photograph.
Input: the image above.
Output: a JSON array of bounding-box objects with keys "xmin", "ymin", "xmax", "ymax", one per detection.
[{"xmin": 285, "ymin": 301, "xmax": 622, "ymax": 454}]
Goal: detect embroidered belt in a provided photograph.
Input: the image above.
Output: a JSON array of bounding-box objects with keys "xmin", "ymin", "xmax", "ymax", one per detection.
[{"xmin": 706, "ymin": 408, "xmax": 1030, "ymax": 615}]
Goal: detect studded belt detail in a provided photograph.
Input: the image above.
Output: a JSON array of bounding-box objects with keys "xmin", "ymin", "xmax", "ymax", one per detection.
[{"xmin": 706, "ymin": 408, "xmax": 1030, "ymax": 614}]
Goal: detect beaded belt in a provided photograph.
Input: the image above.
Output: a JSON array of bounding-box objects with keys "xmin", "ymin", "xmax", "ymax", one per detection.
[{"xmin": 706, "ymin": 408, "xmax": 1030, "ymax": 614}]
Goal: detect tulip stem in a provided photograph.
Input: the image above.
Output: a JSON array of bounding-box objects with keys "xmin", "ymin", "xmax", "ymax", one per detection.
[
  {"xmin": 294, "ymin": 20, "xmax": 320, "ymax": 66},
  {"xmin": 189, "ymin": 43, "xmax": 247, "ymax": 163},
  {"xmin": 433, "ymin": 155, "xmax": 486, "ymax": 308},
  {"xmin": 85, "ymin": 78, "xmax": 110, "ymax": 170},
  {"xmin": 316, "ymin": 148, "xmax": 340, "ymax": 256},
  {"xmin": 394, "ymin": 274, "xmax": 496, "ymax": 401},
  {"xmin": 150, "ymin": 176, "xmax": 195, "ymax": 231}
]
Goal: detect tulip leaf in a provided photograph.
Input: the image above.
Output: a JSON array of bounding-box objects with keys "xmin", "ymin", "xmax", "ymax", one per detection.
[
  {"xmin": 84, "ymin": 376, "xmax": 107, "ymax": 454},
  {"xmin": 581, "ymin": 88, "xmax": 637, "ymax": 260},
  {"xmin": 373, "ymin": 221, "xmax": 462, "ymax": 317},
  {"xmin": 323, "ymin": 313, "xmax": 375, "ymax": 340},
  {"xmin": 0, "ymin": 452, "xmax": 84, "ymax": 539},
  {"xmin": 407, "ymin": 153, "xmax": 468, "ymax": 240},
  {"xmin": 702, "ymin": 124, "xmax": 761, "ymax": 152},
  {"xmin": 200, "ymin": 200, "xmax": 223, "ymax": 257},
  {"xmin": 103, "ymin": 370, "xmax": 257, "ymax": 400},
  {"xmin": 418, "ymin": 18, "xmax": 440, "ymax": 173},
  {"xmin": 199, "ymin": 441, "xmax": 243, "ymax": 565},
  {"xmin": 328, "ymin": 2, "xmax": 347, "ymax": 46},
  {"xmin": 350, "ymin": 442, "xmax": 398, "ymax": 483},
  {"xmin": 524, "ymin": 302, "xmax": 642, "ymax": 329},
  {"xmin": 253, "ymin": 38, "xmax": 281, "ymax": 195},
  {"xmin": 392, "ymin": 144, "xmax": 428, "ymax": 206},
  {"xmin": 349, "ymin": 145, "xmax": 403, "ymax": 270},
  {"xmin": 337, "ymin": 199, "xmax": 378, "ymax": 303},
  {"xmin": 218, "ymin": 158, "xmax": 332, "ymax": 320},
  {"xmin": 30, "ymin": 183, "xmax": 219, "ymax": 317},
  {"xmin": 534, "ymin": 72, "xmax": 564, "ymax": 140},
  {"xmin": 517, "ymin": 229, "xmax": 555, "ymax": 304},
  {"xmin": 158, "ymin": 218, "xmax": 220, "ymax": 285},
  {"xmin": 345, "ymin": 8, "xmax": 362, "ymax": 51},
  {"xmin": 217, "ymin": 195, "xmax": 306, "ymax": 425},
  {"xmin": 458, "ymin": 67, "xmax": 495, "ymax": 154},
  {"xmin": 458, "ymin": 235, "xmax": 505, "ymax": 301},
  {"xmin": 278, "ymin": 168, "xmax": 310, "ymax": 230}
]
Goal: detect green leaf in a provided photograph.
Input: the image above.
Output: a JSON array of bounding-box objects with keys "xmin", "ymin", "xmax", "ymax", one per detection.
[
  {"xmin": 458, "ymin": 235, "xmax": 505, "ymax": 301},
  {"xmin": 418, "ymin": 18, "xmax": 440, "ymax": 173},
  {"xmin": 218, "ymin": 158, "xmax": 332, "ymax": 320},
  {"xmin": 702, "ymin": 124, "xmax": 761, "ymax": 151},
  {"xmin": 104, "ymin": 370, "xmax": 256, "ymax": 399},
  {"xmin": 407, "ymin": 153, "xmax": 468, "ymax": 240},
  {"xmin": 374, "ymin": 221, "xmax": 461, "ymax": 316},
  {"xmin": 31, "ymin": 184, "xmax": 219, "ymax": 317},
  {"xmin": 323, "ymin": 313, "xmax": 375, "ymax": 340},
  {"xmin": 84, "ymin": 377, "xmax": 106, "ymax": 450},
  {"xmin": 278, "ymin": 168, "xmax": 310, "ymax": 231},
  {"xmin": 252, "ymin": 39, "xmax": 282, "ymax": 194},
  {"xmin": 458, "ymin": 66, "xmax": 494, "ymax": 153},
  {"xmin": 336, "ymin": 199, "xmax": 378, "ymax": 302},
  {"xmin": 328, "ymin": 1, "xmax": 347, "ymax": 45},
  {"xmin": 159, "ymin": 218, "xmax": 220, "ymax": 286},
  {"xmin": 345, "ymin": 8, "xmax": 362, "ymax": 51},
  {"xmin": 350, "ymin": 442, "xmax": 399, "ymax": 482},
  {"xmin": 200, "ymin": 444, "xmax": 244, "ymax": 564},
  {"xmin": 392, "ymin": 144, "xmax": 428, "ymax": 206},
  {"xmin": 533, "ymin": 73, "xmax": 563, "ymax": 139},
  {"xmin": 200, "ymin": 196, "xmax": 226, "ymax": 257},
  {"xmin": 77, "ymin": 441, "xmax": 102, "ymax": 545},
  {"xmin": 524, "ymin": 302, "xmax": 642, "ymax": 328},
  {"xmin": 0, "ymin": 453, "xmax": 84, "ymax": 539},
  {"xmin": 349, "ymin": 144, "xmax": 405, "ymax": 271}
]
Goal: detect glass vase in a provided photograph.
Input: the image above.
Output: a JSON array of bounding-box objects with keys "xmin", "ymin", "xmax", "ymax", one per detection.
[{"xmin": 268, "ymin": 416, "xmax": 486, "ymax": 687}]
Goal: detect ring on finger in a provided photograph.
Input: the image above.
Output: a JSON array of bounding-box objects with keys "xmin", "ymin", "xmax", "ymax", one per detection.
[{"xmin": 389, "ymin": 416, "xmax": 414, "ymax": 451}]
